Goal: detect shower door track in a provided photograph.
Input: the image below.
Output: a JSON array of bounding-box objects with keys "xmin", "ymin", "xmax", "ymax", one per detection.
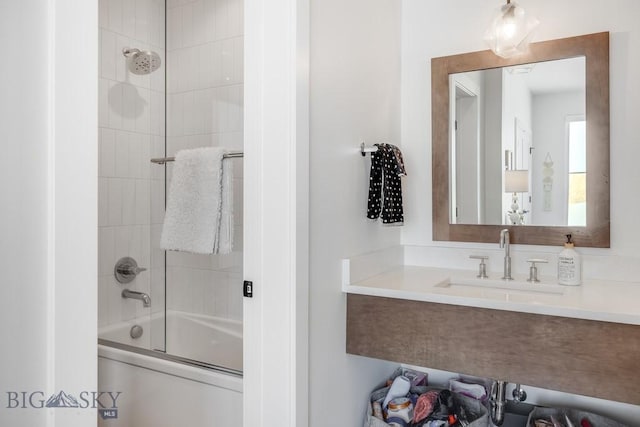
[{"xmin": 98, "ymin": 338, "xmax": 243, "ymax": 378}]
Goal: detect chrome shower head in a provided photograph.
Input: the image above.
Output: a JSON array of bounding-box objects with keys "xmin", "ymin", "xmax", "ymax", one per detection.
[{"xmin": 122, "ymin": 47, "xmax": 161, "ymax": 75}]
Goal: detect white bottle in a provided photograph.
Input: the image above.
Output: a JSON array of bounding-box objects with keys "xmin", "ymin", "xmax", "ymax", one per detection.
[{"xmin": 558, "ymin": 234, "xmax": 581, "ymax": 286}]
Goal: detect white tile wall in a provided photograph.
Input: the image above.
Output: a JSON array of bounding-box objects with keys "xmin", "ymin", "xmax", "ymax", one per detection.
[
  {"xmin": 166, "ymin": 0, "xmax": 244, "ymax": 322},
  {"xmin": 98, "ymin": 0, "xmax": 165, "ymax": 331}
]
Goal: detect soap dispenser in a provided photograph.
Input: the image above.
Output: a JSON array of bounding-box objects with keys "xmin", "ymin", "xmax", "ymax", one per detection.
[{"xmin": 558, "ymin": 234, "xmax": 581, "ymax": 286}]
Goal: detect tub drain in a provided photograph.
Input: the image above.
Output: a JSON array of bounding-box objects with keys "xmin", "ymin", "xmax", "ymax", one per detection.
[{"xmin": 130, "ymin": 324, "xmax": 143, "ymax": 339}]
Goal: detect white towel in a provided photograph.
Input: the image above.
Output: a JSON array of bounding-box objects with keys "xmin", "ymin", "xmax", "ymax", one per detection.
[
  {"xmin": 216, "ymin": 152, "xmax": 234, "ymax": 254},
  {"xmin": 160, "ymin": 147, "xmax": 234, "ymax": 254}
]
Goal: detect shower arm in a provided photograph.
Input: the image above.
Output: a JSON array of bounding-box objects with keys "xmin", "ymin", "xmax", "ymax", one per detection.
[{"xmin": 122, "ymin": 48, "xmax": 141, "ymax": 57}]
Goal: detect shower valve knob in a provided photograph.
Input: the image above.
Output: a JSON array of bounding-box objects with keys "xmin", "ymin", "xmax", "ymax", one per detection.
[{"xmin": 114, "ymin": 257, "xmax": 147, "ymax": 284}]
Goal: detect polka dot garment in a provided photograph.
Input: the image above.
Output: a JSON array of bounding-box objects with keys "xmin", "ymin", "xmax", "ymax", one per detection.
[{"xmin": 366, "ymin": 143, "xmax": 406, "ymax": 224}]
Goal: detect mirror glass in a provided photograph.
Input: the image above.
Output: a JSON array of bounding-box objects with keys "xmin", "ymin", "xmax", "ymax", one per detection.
[
  {"xmin": 449, "ymin": 57, "xmax": 586, "ymax": 227},
  {"xmin": 431, "ymin": 32, "xmax": 609, "ymax": 247}
]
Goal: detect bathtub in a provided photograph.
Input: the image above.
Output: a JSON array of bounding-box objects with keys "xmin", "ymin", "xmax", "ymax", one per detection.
[
  {"xmin": 98, "ymin": 310, "xmax": 243, "ymax": 427},
  {"xmin": 99, "ymin": 310, "xmax": 243, "ymax": 371}
]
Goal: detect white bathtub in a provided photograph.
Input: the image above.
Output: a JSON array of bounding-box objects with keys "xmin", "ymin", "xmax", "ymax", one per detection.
[
  {"xmin": 98, "ymin": 311, "xmax": 243, "ymax": 427},
  {"xmin": 99, "ymin": 310, "xmax": 243, "ymax": 371}
]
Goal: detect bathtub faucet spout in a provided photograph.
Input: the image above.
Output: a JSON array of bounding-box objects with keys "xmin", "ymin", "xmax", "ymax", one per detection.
[{"xmin": 122, "ymin": 289, "xmax": 151, "ymax": 308}]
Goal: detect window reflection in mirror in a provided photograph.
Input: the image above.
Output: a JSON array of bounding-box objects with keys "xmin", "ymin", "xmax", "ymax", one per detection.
[{"xmin": 568, "ymin": 119, "xmax": 586, "ymax": 226}]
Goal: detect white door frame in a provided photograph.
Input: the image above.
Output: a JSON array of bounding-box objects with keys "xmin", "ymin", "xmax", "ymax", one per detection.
[
  {"xmin": 243, "ymin": 0, "xmax": 309, "ymax": 425},
  {"xmin": 2, "ymin": 1, "xmax": 98, "ymax": 426}
]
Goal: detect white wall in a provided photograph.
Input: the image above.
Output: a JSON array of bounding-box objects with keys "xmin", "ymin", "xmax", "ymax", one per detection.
[
  {"xmin": 483, "ymin": 68, "xmax": 504, "ymax": 224},
  {"xmin": 531, "ymin": 90, "xmax": 585, "ymax": 225},
  {"xmin": 501, "ymin": 68, "xmax": 534, "ymax": 221},
  {"xmin": 0, "ymin": 1, "xmax": 98, "ymax": 426},
  {"xmin": 502, "ymin": 69, "xmax": 533, "ymax": 163},
  {"xmin": 309, "ymin": 0, "xmax": 401, "ymax": 425},
  {"xmin": 400, "ymin": 0, "xmax": 640, "ymax": 421}
]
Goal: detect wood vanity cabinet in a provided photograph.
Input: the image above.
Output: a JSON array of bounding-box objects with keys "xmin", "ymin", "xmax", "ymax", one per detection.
[{"xmin": 346, "ymin": 294, "xmax": 640, "ymax": 405}]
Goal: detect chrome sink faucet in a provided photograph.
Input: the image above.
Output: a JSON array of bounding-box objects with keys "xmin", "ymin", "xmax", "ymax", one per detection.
[
  {"xmin": 490, "ymin": 380, "xmax": 528, "ymax": 426},
  {"xmin": 490, "ymin": 380, "xmax": 507, "ymax": 426},
  {"xmin": 499, "ymin": 229, "xmax": 513, "ymax": 280},
  {"xmin": 122, "ymin": 289, "xmax": 151, "ymax": 308}
]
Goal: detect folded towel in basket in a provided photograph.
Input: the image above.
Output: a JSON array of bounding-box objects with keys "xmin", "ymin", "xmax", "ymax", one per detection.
[{"xmin": 449, "ymin": 379, "xmax": 487, "ymax": 400}]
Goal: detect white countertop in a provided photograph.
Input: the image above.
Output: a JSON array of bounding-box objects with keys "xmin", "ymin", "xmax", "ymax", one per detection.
[{"xmin": 344, "ymin": 265, "xmax": 640, "ymax": 326}]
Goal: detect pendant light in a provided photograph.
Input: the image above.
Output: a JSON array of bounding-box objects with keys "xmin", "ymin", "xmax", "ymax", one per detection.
[{"xmin": 484, "ymin": 0, "xmax": 539, "ymax": 58}]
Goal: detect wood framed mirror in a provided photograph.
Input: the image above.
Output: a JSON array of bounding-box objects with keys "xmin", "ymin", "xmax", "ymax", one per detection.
[{"xmin": 432, "ymin": 32, "xmax": 610, "ymax": 247}]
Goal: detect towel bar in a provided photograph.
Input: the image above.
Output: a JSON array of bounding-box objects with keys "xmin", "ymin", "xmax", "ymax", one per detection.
[
  {"xmin": 360, "ymin": 142, "xmax": 379, "ymax": 156},
  {"xmin": 150, "ymin": 151, "xmax": 244, "ymax": 164}
]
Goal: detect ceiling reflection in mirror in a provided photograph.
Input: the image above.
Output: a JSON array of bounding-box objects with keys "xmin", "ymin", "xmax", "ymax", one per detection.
[{"xmin": 449, "ymin": 57, "xmax": 586, "ymax": 227}]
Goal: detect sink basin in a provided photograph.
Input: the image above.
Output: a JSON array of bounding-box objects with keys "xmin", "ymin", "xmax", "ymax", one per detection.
[{"xmin": 435, "ymin": 277, "xmax": 566, "ymax": 296}]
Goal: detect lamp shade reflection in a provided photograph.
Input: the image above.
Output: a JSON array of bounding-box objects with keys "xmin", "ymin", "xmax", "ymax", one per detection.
[
  {"xmin": 505, "ymin": 170, "xmax": 529, "ymax": 193},
  {"xmin": 505, "ymin": 169, "xmax": 529, "ymax": 225}
]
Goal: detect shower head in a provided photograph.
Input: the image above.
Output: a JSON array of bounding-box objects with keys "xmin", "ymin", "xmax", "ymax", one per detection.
[{"xmin": 122, "ymin": 47, "xmax": 161, "ymax": 75}]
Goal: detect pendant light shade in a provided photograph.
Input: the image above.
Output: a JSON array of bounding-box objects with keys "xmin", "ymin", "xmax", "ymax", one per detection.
[{"xmin": 484, "ymin": 0, "xmax": 539, "ymax": 58}]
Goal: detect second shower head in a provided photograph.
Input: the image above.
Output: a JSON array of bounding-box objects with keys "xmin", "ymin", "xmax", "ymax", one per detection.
[{"xmin": 123, "ymin": 47, "xmax": 161, "ymax": 75}]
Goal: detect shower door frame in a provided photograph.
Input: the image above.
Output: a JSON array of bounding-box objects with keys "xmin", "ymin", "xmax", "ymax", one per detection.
[{"xmin": 243, "ymin": 0, "xmax": 310, "ymax": 426}]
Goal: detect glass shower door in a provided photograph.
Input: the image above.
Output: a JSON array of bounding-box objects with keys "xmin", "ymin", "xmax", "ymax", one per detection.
[
  {"xmin": 162, "ymin": 0, "xmax": 245, "ymax": 373},
  {"xmin": 97, "ymin": 0, "xmax": 167, "ymax": 353},
  {"xmin": 98, "ymin": 0, "xmax": 243, "ymax": 374}
]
